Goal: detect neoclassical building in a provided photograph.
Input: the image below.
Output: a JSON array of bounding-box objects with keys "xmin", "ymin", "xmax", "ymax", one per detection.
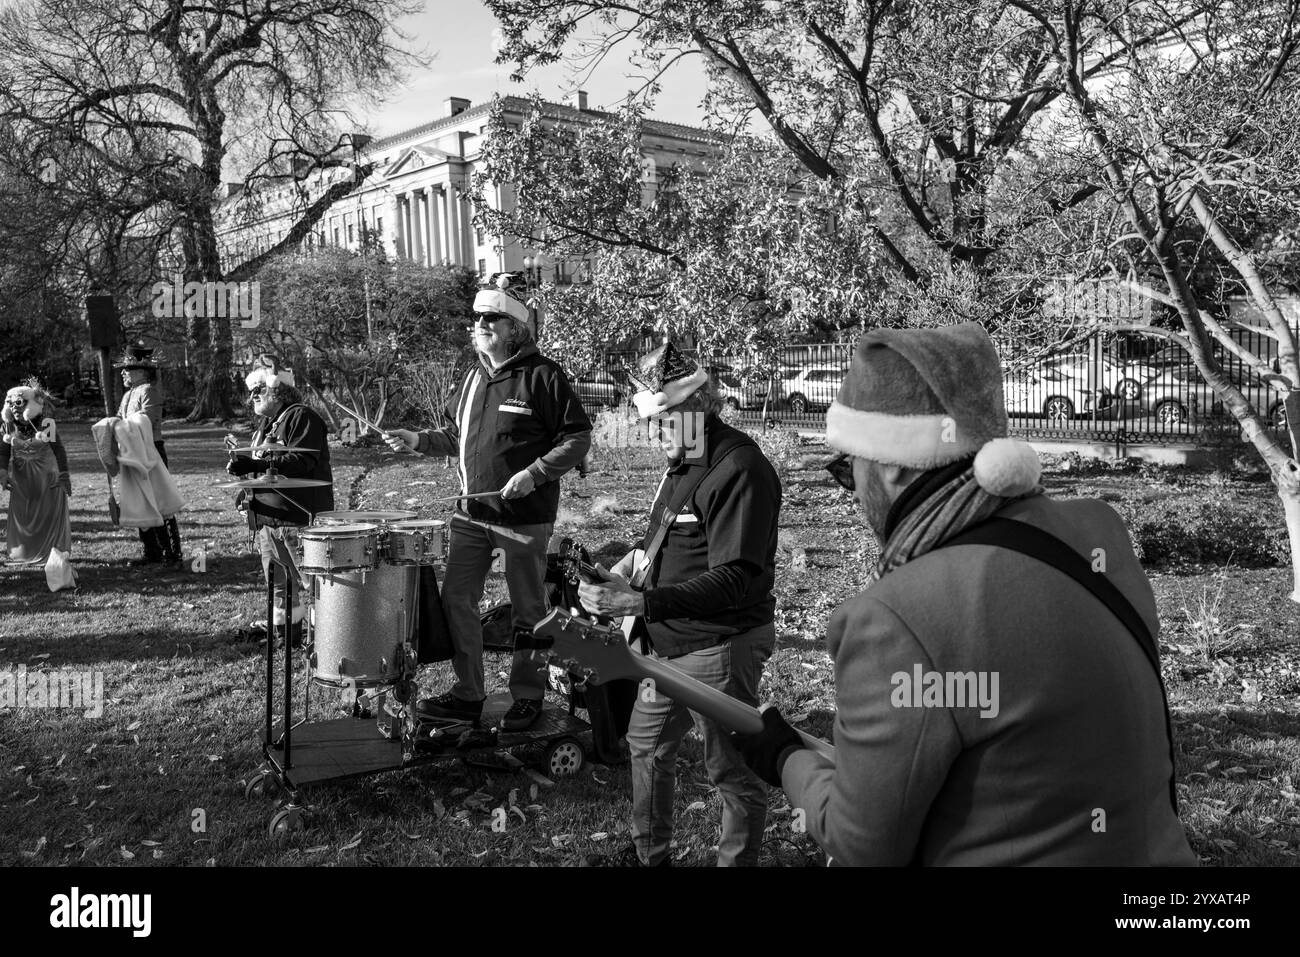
[{"xmin": 216, "ymin": 92, "xmax": 722, "ymax": 283}]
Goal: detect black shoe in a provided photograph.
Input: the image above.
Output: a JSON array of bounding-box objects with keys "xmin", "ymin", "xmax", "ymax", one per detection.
[
  {"xmin": 581, "ymin": 843, "xmax": 669, "ymax": 867},
  {"xmin": 500, "ymin": 697, "xmax": 543, "ymax": 731},
  {"xmin": 416, "ymin": 692, "xmax": 484, "ymax": 725}
]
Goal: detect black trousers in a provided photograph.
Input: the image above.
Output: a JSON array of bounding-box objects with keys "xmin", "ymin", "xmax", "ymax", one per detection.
[{"xmin": 138, "ymin": 440, "xmax": 182, "ymax": 560}]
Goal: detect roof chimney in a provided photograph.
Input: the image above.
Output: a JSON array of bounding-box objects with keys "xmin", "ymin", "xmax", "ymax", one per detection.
[
  {"xmin": 572, "ymin": 90, "xmax": 588, "ymax": 111},
  {"xmin": 445, "ymin": 97, "xmax": 470, "ymax": 117}
]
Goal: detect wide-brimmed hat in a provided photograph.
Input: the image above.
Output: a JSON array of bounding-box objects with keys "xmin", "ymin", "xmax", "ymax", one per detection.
[{"xmin": 114, "ymin": 343, "xmax": 159, "ymax": 371}]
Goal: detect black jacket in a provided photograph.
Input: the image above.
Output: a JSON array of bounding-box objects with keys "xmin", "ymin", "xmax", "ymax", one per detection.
[
  {"xmin": 233, "ymin": 403, "xmax": 334, "ymax": 526},
  {"xmin": 416, "ymin": 343, "xmax": 591, "ymax": 526}
]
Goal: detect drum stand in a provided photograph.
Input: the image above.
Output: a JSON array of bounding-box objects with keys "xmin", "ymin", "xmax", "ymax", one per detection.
[{"xmin": 243, "ymin": 526, "xmax": 596, "ymax": 842}]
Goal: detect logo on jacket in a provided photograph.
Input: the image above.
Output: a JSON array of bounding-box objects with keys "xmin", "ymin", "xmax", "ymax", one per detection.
[{"xmin": 498, "ymin": 399, "xmax": 533, "ymax": 415}]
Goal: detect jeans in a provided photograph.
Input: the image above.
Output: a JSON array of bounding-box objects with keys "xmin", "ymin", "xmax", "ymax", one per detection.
[
  {"xmin": 627, "ymin": 623, "xmax": 775, "ymax": 866},
  {"xmin": 438, "ymin": 513, "xmax": 552, "ymax": 702}
]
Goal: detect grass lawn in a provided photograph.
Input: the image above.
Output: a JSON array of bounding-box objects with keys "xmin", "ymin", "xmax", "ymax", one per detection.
[{"xmin": 1, "ymin": 417, "xmax": 1298, "ymax": 866}]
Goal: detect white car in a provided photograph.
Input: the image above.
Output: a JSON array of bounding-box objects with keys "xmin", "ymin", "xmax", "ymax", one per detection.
[
  {"xmin": 1042, "ymin": 353, "xmax": 1152, "ymax": 402},
  {"xmin": 782, "ymin": 366, "xmax": 845, "ymax": 414},
  {"xmin": 1003, "ymin": 367, "xmax": 1117, "ymax": 422}
]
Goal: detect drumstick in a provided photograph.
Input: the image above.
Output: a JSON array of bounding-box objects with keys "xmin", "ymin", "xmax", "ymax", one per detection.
[
  {"xmin": 424, "ymin": 490, "xmax": 501, "ymax": 505},
  {"xmin": 327, "ymin": 395, "xmax": 382, "ymax": 433}
]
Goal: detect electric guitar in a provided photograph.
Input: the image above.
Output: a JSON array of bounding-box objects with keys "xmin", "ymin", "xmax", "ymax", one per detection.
[
  {"xmin": 554, "ymin": 537, "xmax": 646, "ymax": 644},
  {"xmin": 533, "ymin": 607, "xmax": 836, "ymax": 761}
]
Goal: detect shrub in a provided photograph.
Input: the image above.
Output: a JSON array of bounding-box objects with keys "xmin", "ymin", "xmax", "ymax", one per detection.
[{"xmin": 1111, "ymin": 489, "xmax": 1290, "ymax": 569}]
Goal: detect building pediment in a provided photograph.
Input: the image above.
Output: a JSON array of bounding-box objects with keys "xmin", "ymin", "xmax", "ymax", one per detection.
[{"xmin": 385, "ymin": 145, "xmax": 451, "ymax": 178}]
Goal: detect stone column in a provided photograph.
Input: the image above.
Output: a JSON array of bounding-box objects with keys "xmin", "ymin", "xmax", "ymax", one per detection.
[
  {"xmin": 427, "ymin": 187, "xmax": 443, "ymax": 265},
  {"xmin": 410, "ymin": 187, "xmax": 425, "ymax": 265},
  {"xmin": 386, "ymin": 193, "xmax": 404, "ymax": 259}
]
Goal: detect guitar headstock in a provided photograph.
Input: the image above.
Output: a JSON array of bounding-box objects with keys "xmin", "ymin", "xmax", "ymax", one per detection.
[
  {"xmin": 556, "ymin": 537, "xmax": 597, "ymax": 584},
  {"xmin": 532, "ymin": 608, "xmax": 635, "ymax": 685}
]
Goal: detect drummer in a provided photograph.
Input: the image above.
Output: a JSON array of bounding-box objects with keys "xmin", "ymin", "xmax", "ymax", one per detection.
[
  {"xmin": 227, "ymin": 355, "xmax": 334, "ymax": 640},
  {"xmin": 383, "ymin": 273, "xmax": 591, "ymax": 731}
]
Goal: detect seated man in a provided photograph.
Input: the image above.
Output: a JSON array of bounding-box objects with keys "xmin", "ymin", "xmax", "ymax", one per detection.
[
  {"xmin": 383, "ymin": 274, "xmax": 591, "ymax": 731},
  {"xmin": 579, "ymin": 342, "xmax": 782, "ymax": 867},
  {"xmin": 736, "ymin": 323, "xmax": 1196, "ymax": 866},
  {"xmin": 227, "ymin": 355, "xmax": 334, "ymax": 637}
]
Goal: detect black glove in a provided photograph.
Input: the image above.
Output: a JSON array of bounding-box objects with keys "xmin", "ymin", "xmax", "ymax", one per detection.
[
  {"xmin": 733, "ymin": 706, "xmax": 805, "ymax": 788},
  {"xmin": 227, "ymin": 455, "xmax": 269, "ymax": 477}
]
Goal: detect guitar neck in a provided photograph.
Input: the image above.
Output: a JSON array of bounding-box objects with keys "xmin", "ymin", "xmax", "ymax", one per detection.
[{"xmin": 635, "ymin": 653, "xmax": 836, "ymax": 761}]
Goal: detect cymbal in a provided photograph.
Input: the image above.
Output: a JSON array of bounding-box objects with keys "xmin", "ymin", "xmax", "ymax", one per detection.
[
  {"xmin": 227, "ymin": 445, "xmax": 317, "ymax": 454},
  {"xmin": 215, "ymin": 477, "xmax": 333, "ymax": 490}
]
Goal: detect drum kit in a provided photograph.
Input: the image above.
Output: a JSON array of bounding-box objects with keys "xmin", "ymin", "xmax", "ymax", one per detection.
[{"xmin": 228, "ymin": 444, "xmax": 596, "ymax": 839}]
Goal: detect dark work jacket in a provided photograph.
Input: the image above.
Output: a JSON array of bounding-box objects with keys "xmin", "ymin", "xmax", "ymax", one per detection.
[
  {"xmin": 640, "ymin": 418, "xmax": 782, "ymax": 657},
  {"xmin": 416, "ymin": 343, "xmax": 591, "ymax": 526},
  {"xmin": 239, "ymin": 403, "xmax": 334, "ymax": 526}
]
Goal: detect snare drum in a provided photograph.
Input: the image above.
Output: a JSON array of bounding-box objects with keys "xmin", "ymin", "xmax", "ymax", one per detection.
[
  {"xmin": 384, "ymin": 520, "xmax": 447, "ymax": 565},
  {"xmin": 298, "ymin": 523, "xmax": 380, "ymax": 574}
]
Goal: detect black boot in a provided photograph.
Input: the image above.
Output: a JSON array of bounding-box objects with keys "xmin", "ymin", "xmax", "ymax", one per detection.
[
  {"xmin": 163, "ymin": 517, "xmax": 182, "ymax": 564},
  {"xmin": 133, "ymin": 527, "xmax": 164, "ymax": 565}
]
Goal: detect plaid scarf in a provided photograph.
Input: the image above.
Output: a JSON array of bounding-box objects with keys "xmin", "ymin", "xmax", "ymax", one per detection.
[{"xmin": 871, "ymin": 459, "xmax": 1042, "ymax": 583}]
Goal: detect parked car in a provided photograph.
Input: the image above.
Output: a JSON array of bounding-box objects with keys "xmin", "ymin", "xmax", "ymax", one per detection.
[
  {"xmin": 1139, "ymin": 364, "xmax": 1289, "ymax": 428},
  {"xmin": 1042, "ymin": 353, "xmax": 1153, "ymax": 402},
  {"xmin": 782, "ymin": 366, "xmax": 845, "ymax": 414},
  {"xmin": 571, "ymin": 370, "xmax": 625, "ymax": 409},
  {"xmin": 1003, "ymin": 367, "xmax": 1117, "ymax": 422},
  {"xmin": 716, "ymin": 370, "xmax": 782, "ymax": 411}
]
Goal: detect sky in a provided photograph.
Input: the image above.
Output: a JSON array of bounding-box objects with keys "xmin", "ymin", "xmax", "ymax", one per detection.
[{"xmin": 365, "ymin": 1, "xmax": 712, "ymax": 137}]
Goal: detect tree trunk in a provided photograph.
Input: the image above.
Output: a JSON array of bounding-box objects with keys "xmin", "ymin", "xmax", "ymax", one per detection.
[{"xmin": 1279, "ymin": 479, "xmax": 1300, "ymax": 604}]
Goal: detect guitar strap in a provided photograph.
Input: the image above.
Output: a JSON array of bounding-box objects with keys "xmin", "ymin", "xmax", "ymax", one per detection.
[
  {"xmin": 622, "ymin": 429, "xmax": 751, "ymax": 652},
  {"xmin": 630, "ymin": 428, "xmax": 751, "ymax": 590},
  {"xmin": 940, "ymin": 516, "xmax": 1179, "ymax": 814}
]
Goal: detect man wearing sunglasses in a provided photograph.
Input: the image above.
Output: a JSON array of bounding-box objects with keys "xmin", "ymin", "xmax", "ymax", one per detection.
[
  {"xmin": 735, "ymin": 323, "xmax": 1194, "ymax": 866},
  {"xmin": 577, "ymin": 341, "xmax": 781, "ymax": 867},
  {"xmin": 383, "ymin": 274, "xmax": 591, "ymax": 732},
  {"xmin": 227, "ymin": 355, "xmax": 334, "ymax": 638}
]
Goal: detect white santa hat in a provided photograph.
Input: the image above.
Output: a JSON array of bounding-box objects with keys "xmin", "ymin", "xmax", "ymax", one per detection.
[
  {"xmin": 628, "ymin": 340, "xmax": 709, "ymax": 418},
  {"xmin": 245, "ymin": 355, "xmax": 295, "ymax": 391},
  {"xmin": 473, "ymin": 273, "xmax": 535, "ymax": 338}
]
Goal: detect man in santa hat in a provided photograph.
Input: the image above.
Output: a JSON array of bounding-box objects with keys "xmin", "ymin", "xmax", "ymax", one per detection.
[
  {"xmin": 577, "ymin": 340, "xmax": 782, "ymax": 867},
  {"xmin": 383, "ymin": 274, "xmax": 591, "ymax": 731},
  {"xmin": 734, "ymin": 322, "xmax": 1195, "ymax": 866},
  {"xmin": 227, "ymin": 354, "xmax": 334, "ymax": 638}
]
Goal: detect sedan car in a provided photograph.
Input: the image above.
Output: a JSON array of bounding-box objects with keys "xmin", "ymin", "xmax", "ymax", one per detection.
[
  {"xmin": 1043, "ymin": 353, "xmax": 1153, "ymax": 402},
  {"xmin": 1140, "ymin": 364, "xmax": 1289, "ymax": 428},
  {"xmin": 1003, "ymin": 367, "xmax": 1117, "ymax": 422},
  {"xmin": 571, "ymin": 370, "xmax": 625, "ymax": 409},
  {"xmin": 782, "ymin": 366, "xmax": 846, "ymax": 414},
  {"xmin": 716, "ymin": 370, "xmax": 783, "ymax": 411}
]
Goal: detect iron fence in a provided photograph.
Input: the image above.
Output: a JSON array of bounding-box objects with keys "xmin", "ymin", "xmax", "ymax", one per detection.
[{"xmin": 569, "ymin": 330, "xmax": 1295, "ymax": 453}]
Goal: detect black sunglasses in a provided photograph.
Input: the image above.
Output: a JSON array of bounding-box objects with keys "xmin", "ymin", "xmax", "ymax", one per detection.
[
  {"xmin": 248, "ymin": 384, "xmax": 268, "ymax": 398},
  {"xmin": 825, "ymin": 453, "xmax": 855, "ymax": 492}
]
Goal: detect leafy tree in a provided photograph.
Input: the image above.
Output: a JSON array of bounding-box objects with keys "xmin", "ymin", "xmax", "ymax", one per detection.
[
  {"xmin": 238, "ymin": 246, "xmax": 477, "ymax": 433},
  {"xmin": 0, "ymin": 0, "xmax": 422, "ymax": 419},
  {"xmin": 483, "ymin": 0, "xmax": 1300, "ymax": 601}
]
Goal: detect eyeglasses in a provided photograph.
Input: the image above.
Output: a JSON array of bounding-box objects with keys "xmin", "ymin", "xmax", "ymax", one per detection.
[
  {"xmin": 825, "ymin": 453, "xmax": 855, "ymax": 492},
  {"xmin": 248, "ymin": 385, "xmax": 268, "ymax": 398}
]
